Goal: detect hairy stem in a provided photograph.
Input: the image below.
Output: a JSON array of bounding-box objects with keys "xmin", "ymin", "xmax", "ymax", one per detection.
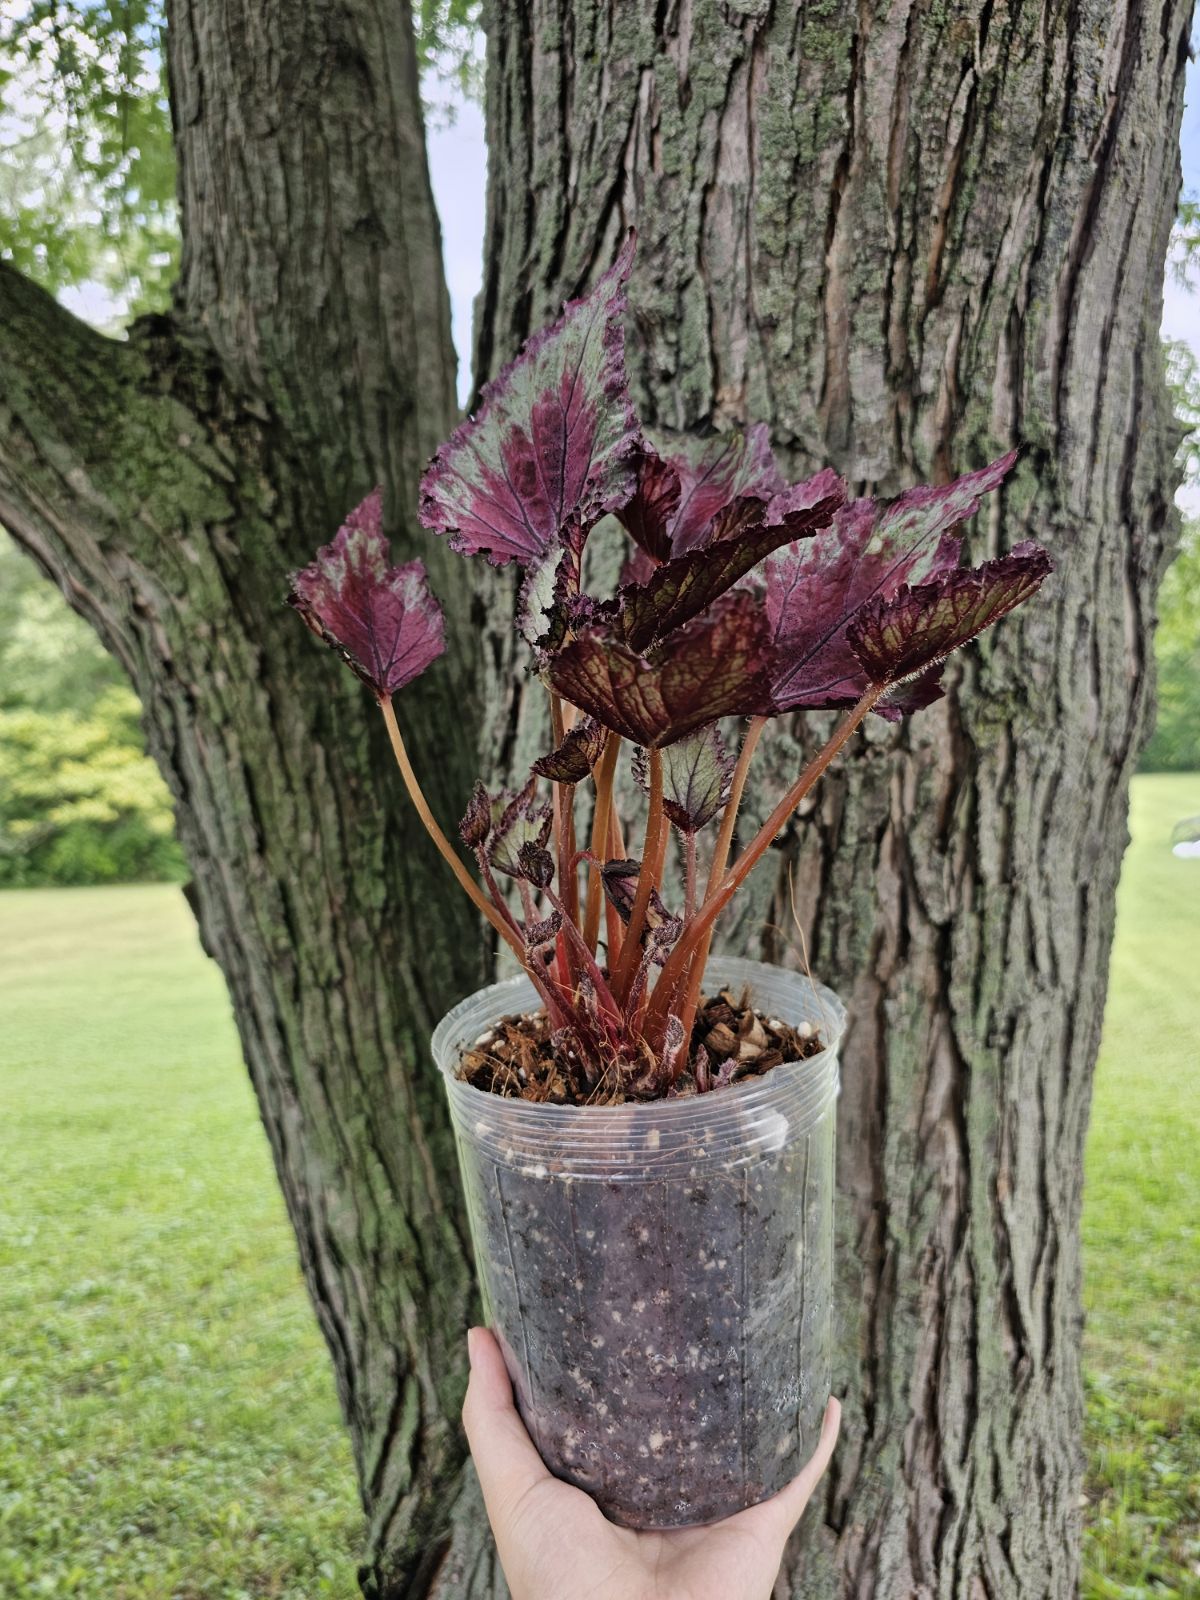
[
  {"xmin": 647, "ymin": 691, "xmax": 881, "ymax": 1037},
  {"xmin": 673, "ymin": 716, "xmax": 767, "ymax": 1047},
  {"xmin": 379, "ymin": 696, "xmax": 527, "ymax": 963},
  {"xmin": 583, "ymin": 733, "xmax": 620, "ymax": 955},
  {"xmin": 684, "ymin": 833, "xmax": 698, "ymax": 923},
  {"xmin": 544, "ymin": 887, "xmax": 622, "ymax": 1021},
  {"xmin": 611, "ymin": 748, "xmax": 665, "ymax": 1001},
  {"xmin": 549, "ymin": 694, "xmax": 581, "ymax": 925},
  {"xmin": 707, "ymin": 717, "xmax": 767, "ymax": 896},
  {"xmin": 548, "ymin": 693, "xmax": 577, "ymax": 989},
  {"xmin": 476, "ymin": 851, "xmax": 525, "ymax": 942}
]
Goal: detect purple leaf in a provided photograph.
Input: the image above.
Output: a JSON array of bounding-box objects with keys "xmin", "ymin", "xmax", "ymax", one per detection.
[
  {"xmin": 525, "ymin": 911, "xmax": 563, "ymax": 951},
  {"xmin": 419, "ymin": 236, "xmax": 638, "ymax": 568},
  {"xmin": 600, "ymin": 859, "xmax": 677, "ymax": 947},
  {"xmin": 618, "ymin": 467, "xmax": 844, "ymax": 651},
  {"xmin": 618, "ymin": 426, "xmax": 786, "ymax": 561},
  {"xmin": 764, "ymin": 454, "xmax": 1019, "ymax": 715},
  {"xmin": 548, "ymin": 591, "xmax": 773, "ymax": 748},
  {"xmin": 517, "ymin": 841, "xmax": 556, "ymax": 889},
  {"xmin": 847, "ymin": 542, "xmax": 1053, "ymax": 688},
  {"xmin": 532, "ymin": 717, "xmax": 607, "ymax": 783},
  {"xmin": 287, "ymin": 490, "xmax": 445, "ymax": 699},
  {"xmin": 459, "ymin": 780, "xmax": 492, "ymax": 848},
  {"xmin": 617, "ymin": 445, "xmax": 682, "ymax": 563},
  {"xmin": 632, "ymin": 727, "xmax": 735, "ymax": 833}
]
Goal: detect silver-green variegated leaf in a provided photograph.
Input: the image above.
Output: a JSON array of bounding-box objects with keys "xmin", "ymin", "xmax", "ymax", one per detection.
[
  {"xmin": 419, "ymin": 235, "xmax": 638, "ymax": 568},
  {"xmin": 632, "ymin": 727, "xmax": 735, "ymax": 833}
]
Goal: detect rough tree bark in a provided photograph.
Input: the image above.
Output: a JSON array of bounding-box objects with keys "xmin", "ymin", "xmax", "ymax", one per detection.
[
  {"xmin": 475, "ymin": 1, "xmax": 1189, "ymax": 1596},
  {"xmin": 0, "ymin": 3, "xmax": 490, "ymax": 1593},
  {"xmin": 0, "ymin": 0, "xmax": 1188, "ymax": 1595}
]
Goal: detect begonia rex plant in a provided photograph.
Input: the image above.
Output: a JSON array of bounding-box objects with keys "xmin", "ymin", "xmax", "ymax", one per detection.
[{"xmin": 288, "ymin": 235, "xmax": 1051, "ymax": 1101}]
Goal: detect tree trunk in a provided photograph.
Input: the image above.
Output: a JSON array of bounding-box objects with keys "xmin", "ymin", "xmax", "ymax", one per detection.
[
  {"xmin": 0, "ymin": 2, "xmax": 495, "ymax": 1592},
  {"xmin": 474, "ymin": 1, "xmax": 1188, "ymax": 1596}
]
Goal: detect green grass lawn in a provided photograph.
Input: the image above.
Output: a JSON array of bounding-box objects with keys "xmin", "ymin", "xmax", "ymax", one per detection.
[
  {"xmin": 1082, "ymin": 773, "xmax": 1200, "ymax": 1598},
  {"xmin": 0, "ymin": 888, "xmax": 361, "ymax": 1599},
  {"xmin": 0, "ymin": 774, "xmax": 1196, "ymax": 1598}
]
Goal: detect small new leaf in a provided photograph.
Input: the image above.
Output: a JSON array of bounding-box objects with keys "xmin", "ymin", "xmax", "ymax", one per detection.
[
  {"xmin": 517, "ymin": 841, "xmax": 555, "ymax": 889},
  {"xmin": 466, "ymin": 781, "xmax": 554, "ymax": 879},
  {"xmin": 661, "ymin": 1015, "xmax": 689, "ymax": 1084},
  {"xmin": 459, "ymin": 780, "xmax": 492, "ymax": 849},
  {"xmin": 600, "ymin": 860, "xmax": 677, "ymax": 948},
  {"xmin": 419, "ymin": 236, "xmax": 638, "ymax": 568},
  {"xmin": 599, "ymin": 859, "xmax": 646, "ymax": 924},
  {"xmin": 288, "ymin": 490, "xmax": 445, "ymax": 699},
  {"xmin": 532, "ymin": 717, "xmax": 607, "ymax": 783},
  {"xmin": 632, "ymin": 728, "xmax": 734, "ymax": 834},
  {"xmin": 524, "ymin": 911, "xmax": 563, "ymax": 951},
  {"xmin": 847, "ymin": 543, "xmax": 1053, "ymax": 688}
]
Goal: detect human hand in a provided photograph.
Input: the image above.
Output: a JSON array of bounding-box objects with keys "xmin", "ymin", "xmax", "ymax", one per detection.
[{"xmin": 463, "ymin": 1325, "xmax": 841, "ymax": 1600}]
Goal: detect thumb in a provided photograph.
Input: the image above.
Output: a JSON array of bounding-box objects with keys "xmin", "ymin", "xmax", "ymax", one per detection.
[
  {"xmin": 461, "ymin": 1327, "xmax": 551, "ymax": 1524},
  {"xmin": 735, "ymin": 1396, "xmax": 842, "ymax": 1544}
]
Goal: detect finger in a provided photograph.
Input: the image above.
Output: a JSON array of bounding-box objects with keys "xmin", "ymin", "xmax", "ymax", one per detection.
[
  {"xmin": 461, "ymin": 1326, "xmax": 551, "ymax": 1523},
  {"xmin": 748, "ymin": 1396, "xmax": 842, "ymax": 1539}
]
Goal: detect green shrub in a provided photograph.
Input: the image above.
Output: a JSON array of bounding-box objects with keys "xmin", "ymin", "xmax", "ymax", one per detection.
[
  {"xmin": 0, "ymin": 688, "xmax": 184, "ymax": 887},
  {"xmin": 1142, "ymin": 523, "xmax": 1200, "ymax": 773}
]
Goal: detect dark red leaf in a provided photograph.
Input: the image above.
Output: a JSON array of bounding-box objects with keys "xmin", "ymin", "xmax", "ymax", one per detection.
[
  {"xmin": 765, "ymin": 454, "xmax": 1019, "ymax": 714},
  {"xmin": 618, "ymin": 426, "xmax": 785, "ymax": 561},
  {"xmin": 847, "ymin": 542, "xmax": 1053, "ymax": 688},
  {"xmin": 532, "ymin": 717, "xmax": 607, "ymax": 783},
  {"xmin": 419, "ymin": 236, "xmax": 638, "ymax": 568},
  {"xmin": 618, "ymin": 468, "xmax": 844, "ymax": 651},
  {"xmin": 287, "ymin": 490, "xmax": 445, "ymax": 699},
  {"xmin": 548, "ymin": 591, "xmax": 773, "ymax": 748}
]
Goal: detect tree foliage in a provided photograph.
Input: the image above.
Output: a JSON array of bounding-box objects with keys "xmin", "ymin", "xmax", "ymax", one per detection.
[
  {"xmin": 1142, "ymin": 519, "xmax": 1200, "ymax": 772},
  {"xmin": 0, "ymin": 530, "xmax": 184, "ymax": 884},
  {"xmin": 1142, "ymin": 314, "xmax": 1200, "ymax": 772},
  {"xmin": 0, "ymin": 2, "xmax": 481, "ymax": 316},
  {"xmin": 0, "ymin": 2, "xmax": 176, "ymax": 315}
]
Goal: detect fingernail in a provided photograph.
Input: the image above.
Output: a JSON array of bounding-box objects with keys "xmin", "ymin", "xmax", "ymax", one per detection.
[{"xmin": 467, "ymin": 1326, "xmax": 482, "ymax": 1369}]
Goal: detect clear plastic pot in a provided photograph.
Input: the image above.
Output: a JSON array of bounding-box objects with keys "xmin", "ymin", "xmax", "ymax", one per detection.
[{"xmin": 434, "ymin": 956, "xmax": 843, "ymax": 1530}]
